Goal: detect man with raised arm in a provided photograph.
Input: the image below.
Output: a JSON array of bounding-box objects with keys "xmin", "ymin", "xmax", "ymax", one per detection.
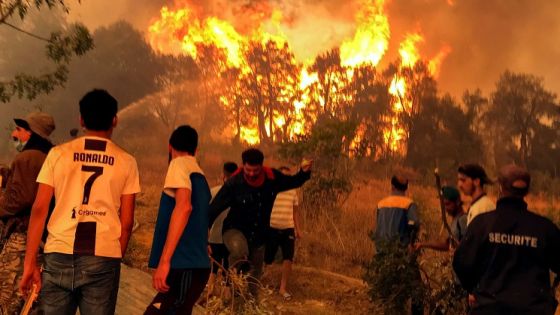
[{"xmin": 208, "ymin": 148, "xmax": 312, "ymax": 297}]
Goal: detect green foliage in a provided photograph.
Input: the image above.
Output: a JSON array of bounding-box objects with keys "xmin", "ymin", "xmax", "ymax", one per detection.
[
  {"xmin": 406, "ymin": 93, "xmax": 484, "ymax": 176},
  {"xmin": 426, "ymin": 261, "xmax": 468, "ymax": 315},
  {"xmin": 0, "ymin": 1, "xmax": 94, "ymax": 102},
  {"xmin": 19, "ymin": 20, "xmax": 196, "ymax": 137},
  {"xmin": 278, "ymin": 115, "xmax": 355, "ymax": 213},
  {"xmin": 363, "ymin": 239, "xmax": 426, "ymax": 315},
  {"xmin": 484, "ymin": 71, "xmax": 560, "ymax": 173}
]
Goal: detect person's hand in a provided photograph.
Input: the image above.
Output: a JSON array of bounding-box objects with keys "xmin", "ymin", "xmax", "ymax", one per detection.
[
  {"xmin": 468, "ymin": 294, "xmax": 476, "ymax": 307},
  {"xmin": 153, "ymin": 261, "xmax": 171, "ymax": 293},
  {"xmin": 413, "ymin": 242, "xmax": 423, "ymax": 251},
  {"xmin": 301, "ymin": 159, "xmax": 313, "ymax": 172},
  {"xmin": 295, "ymin": 229, "xmax": 302, "ymax": 239},
  {"xmin": 19, "ymin": 265, "xmax": 41, "ymax": 296}
]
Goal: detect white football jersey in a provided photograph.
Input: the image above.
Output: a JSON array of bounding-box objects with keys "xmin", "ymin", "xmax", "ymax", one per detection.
[{"xmin": 37, "ymin": 136, "xmax": 141, "ymax": 258}]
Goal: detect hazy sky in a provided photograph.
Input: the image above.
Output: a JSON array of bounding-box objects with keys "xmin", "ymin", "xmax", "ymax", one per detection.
[{"xmin": 55, "ymin": 0, "xmax": 560, "ymax": 97}]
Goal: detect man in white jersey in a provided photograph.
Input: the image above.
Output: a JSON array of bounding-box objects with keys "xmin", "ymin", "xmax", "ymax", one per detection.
[
  {"xmin": 264, "ymin": 166, "xmax": 301, "ymax": 300},
  {"xmin": 457, "ymin": 164, "xmax": 495, "ymax": 225},
  {"xmin": 19, "ymin": 89, "xmax": 141, "ymax": 315}
]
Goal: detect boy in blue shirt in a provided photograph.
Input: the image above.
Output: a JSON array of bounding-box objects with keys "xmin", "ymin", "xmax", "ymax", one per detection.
[{"xmin": 146, "ymin": 125, "xmax": 211, "ymax": 315}]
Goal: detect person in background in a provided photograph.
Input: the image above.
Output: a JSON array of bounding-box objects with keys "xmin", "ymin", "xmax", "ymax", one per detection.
[
  {"xmin": 207, "ymin": 161, "xmax": 237, "ymax": 294},
  {"xmin": 374, "ymin": 175, "xmax": 422, "ymax": 315},
  {"xmin": 0, "ymin": 112, "xmax": 55, "ymax": 314},
  {"xmin": 415, "ymin": 186, "xmax": 467, "ymax": 251},
  {"xmin": 457, "ymin": 164, "xmax": 495, "ymax": 225},
  {"xmin": 264, "ymin": 166, "xmax": 302, "ymax": 301},
  {"xmin": 453, "ymin": 164, "xmax": 560, "ymax": 315},
  {"xmin": 208, "ymin": 148, "xmax": 312, "ymax": 297}
]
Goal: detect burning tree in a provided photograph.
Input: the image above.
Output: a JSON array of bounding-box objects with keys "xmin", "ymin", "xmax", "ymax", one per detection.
[
  {"xmin": 146, "ymin": 0, "xmax": 452, "ymax": 157},
  {"xmin": 240, "ymin": 41, "xmax": 301, "ymax": 144}
]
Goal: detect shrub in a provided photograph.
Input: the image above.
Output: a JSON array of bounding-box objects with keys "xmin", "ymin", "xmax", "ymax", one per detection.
[{"xmin": 363, "ymin": 239, "xmax": 426, "ymax": 315}]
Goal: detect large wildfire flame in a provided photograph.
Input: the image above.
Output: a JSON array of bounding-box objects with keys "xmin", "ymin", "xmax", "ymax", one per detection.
[{"xmin": 148, "ymin": 0, "xmax": 451, "ymax": 154}]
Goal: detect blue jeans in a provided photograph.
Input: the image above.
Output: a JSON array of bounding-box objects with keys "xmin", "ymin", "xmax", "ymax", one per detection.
[{"xmin": 40, "ymin": 253, "xmax": 121, "ymax": 315}]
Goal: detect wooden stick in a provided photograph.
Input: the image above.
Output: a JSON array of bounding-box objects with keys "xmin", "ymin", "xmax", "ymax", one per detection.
[{"xmin": 20, "ymin": 284, "xmax": 38, "ymax": 315}]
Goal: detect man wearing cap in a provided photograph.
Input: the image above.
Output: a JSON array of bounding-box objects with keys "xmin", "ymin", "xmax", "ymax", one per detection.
[
  {"xmin": 457, "ymin": 164, "xmax": 495, "ymax": 225},
  {"xmin": 415, "ymin": 186, "xmax": 467, "ymax": 251},
  {"xmin": 453, "ymin": 164, "xmax": 560, "ymax": 315},
  {"xmin": 374, "ymin": 175, "xmax": 423, "ymax": 315},
  {"xmin": 0, "ymin": 112, "xmax": 55, "ymax": 314},
  {"xmin": 375, "ymin": 175, "xmax": 420, "ymax": 247}
]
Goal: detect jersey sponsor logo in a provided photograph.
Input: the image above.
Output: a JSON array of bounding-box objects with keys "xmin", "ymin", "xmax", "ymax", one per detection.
[
  {"xmin": 73, "ymin": 152, "xmax": 115, "ymax": 166},
  {"xmin": 488, "ymin": 232, "xmax": 538, "ymax": 248},
  {"xmin": 78, "ymin": 209, "xmax": 106, "ymax": 216},
  {"xmin": 71, "ymin": 207, "xmax": 107, "ymax": 218}
]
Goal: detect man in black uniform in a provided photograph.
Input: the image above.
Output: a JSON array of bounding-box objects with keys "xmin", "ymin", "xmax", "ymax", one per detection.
[{"xmin": 453, "ymin": 164, "xmax": 560, "ymax": 315}]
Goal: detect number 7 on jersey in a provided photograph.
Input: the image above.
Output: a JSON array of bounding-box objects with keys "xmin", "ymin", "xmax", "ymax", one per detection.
[{"xmin": 81, "ymin": 165, "xmax": 103, "ymax": 205}]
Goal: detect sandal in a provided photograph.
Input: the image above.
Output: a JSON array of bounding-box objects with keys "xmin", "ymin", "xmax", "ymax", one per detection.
[{"xmin": 281, "ymin": 292, "xmax": 292, "ymax": 301}]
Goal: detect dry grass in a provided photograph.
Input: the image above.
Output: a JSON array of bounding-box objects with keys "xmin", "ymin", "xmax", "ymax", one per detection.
[
  {"xmin": 126, "ymin": 162, "xmax": 560, "ymax": 275},
  {"xmin": 124, "ymin": 157, "xmax": 560, "ymax": 314}
]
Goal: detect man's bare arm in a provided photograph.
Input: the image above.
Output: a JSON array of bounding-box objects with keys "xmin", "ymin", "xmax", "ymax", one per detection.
[
  {"xmin": 416, "ymin": 236, "xmax": 450, "ymax": 251},
  {"xmin": 119, "ymin": 193, "xmax": 136, "ymax": 257},
  {"xmin": 160, "ymin": 188, "xmax": 191, "ymax": 263},
  {"xmin": 20, "ymin": 183, "xmax": 53, "ymax": 294},
  {"xmin": 153, "ymin": 188, "xmax": 192, "ymax": 292}
]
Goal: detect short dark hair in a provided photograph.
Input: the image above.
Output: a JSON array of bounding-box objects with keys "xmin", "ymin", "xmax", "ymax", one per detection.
[
  {"xmin": 223, "ymin": 162, "xmax": 238, "ymax": 176},
  {"xmin": 498, "ymin": 164, "xmax": 530, "ymax": 198},
  {"xmin": 79, "ymin": 89, "xmax": 118, "ymax": 131},
  {"xmin": 169, "ymin": 125, "xmax": 198, "ymax": 155},
  {"xmin": 441, "ymin": 186, "xmax": 460, "ymax": 202},
  {"xmin": 391, "ymin": 175, "xmax": 408, "ymax": 191},
  {"xmin": 241, "ymin": 148, "xmax": 264, "ymax": 165},
  {"xmin": 458, "ymin": 163, "xmax": 492, "ymax": 187}
]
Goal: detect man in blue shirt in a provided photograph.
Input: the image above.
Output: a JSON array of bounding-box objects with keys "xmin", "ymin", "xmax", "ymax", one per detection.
[
  {"xmin": 374, "ymin": 175, "xmax": 422, "ymax": 315},
  {"xmin": 146, "ymin": 125, "xmax": 211, "ymax": 315},
  {"xmin": 375, "ymin": 175, "xmax": 420, "ymax": 246}
]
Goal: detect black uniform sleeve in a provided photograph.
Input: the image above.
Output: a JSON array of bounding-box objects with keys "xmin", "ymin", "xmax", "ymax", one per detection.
[
  {"xmin": 208, "ymin": 179, "xmax": 234, "ymax": 228},
  {"xmin": 274, "ymin": 168, "xmax": 311, "ymax": 193},
  {"xmin": 453, "ymin": 219, "xmax": 484, "ymax": 292},
  {"xmin": 546, "ymin": 223, "xmax": 560, "ymax": 275}
]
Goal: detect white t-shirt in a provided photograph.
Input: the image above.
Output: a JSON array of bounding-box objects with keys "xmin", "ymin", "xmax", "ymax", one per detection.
[
  {"xmin": 270, "ymin": 189, "xmax": 299, "ymax": 229},
  {"xmin": 467, "ymin": 195, "xmax": 495, "ymax": 225},
  {"xmin": 208, "ymin": 185, "xmax": 229, "ymax": 244},
  {"xmin": 163, "ymin": 155, "xmax": 203, "ymax": 197},
  {"xmin": 37, "ymin": 136, "xmax": 140, "ymax": 258}
]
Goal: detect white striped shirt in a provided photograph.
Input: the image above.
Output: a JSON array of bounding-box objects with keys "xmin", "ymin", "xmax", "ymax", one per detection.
[{"xmin": 270, "ymin": 189, "xmax": 299, "ymax": 229}]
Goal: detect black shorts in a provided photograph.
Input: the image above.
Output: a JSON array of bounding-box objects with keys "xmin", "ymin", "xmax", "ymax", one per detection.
[
  {"xmin": 209, "ymin": 243, "xmax": 229, "ymax": 274},
  {"xmin": 265, "ymin": 228, "xmax": 295, "ymax": 264}
]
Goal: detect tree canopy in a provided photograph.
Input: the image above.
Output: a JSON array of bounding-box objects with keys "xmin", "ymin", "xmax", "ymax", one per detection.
[{"xmin": 0, "ymin": 1, "xmax": 93, "ymax": 102}]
